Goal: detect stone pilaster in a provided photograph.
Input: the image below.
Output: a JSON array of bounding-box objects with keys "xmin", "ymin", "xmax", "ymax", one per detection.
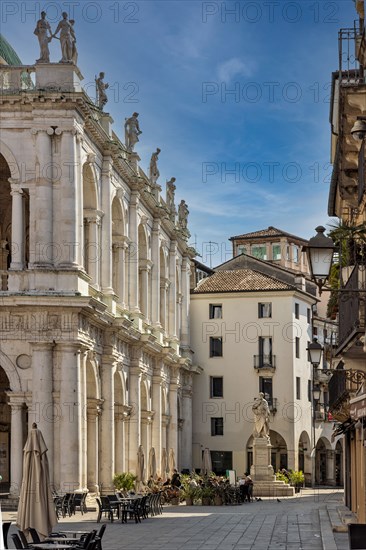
[
  {"xmin": 99, "ymin": 358, "xmax": 116, "ymax": 493},
  {"xmin": 7, "ymin": 394, "xmax": 26, "ymax": 496},
  {"xmin": 9, "ymin": 181, "xmax": 24, "ymax": 270},
  {"xmin": 128, "ymin": 191, "xmax": 140, "ymax": 312}
]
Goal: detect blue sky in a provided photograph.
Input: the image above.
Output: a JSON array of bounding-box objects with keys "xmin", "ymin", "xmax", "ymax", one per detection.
[{"xmin": 1, "ymin": 0, "xmax": 356, "ymax": 266}]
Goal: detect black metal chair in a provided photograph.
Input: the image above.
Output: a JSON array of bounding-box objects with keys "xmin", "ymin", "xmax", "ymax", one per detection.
[
  {"xmin": 348, "ymin": 523, "xmax": 366, "ymax": 549},
  {"xmin": 18, "ymin": 531, "xmax": 30, "ymax": 548},
  {"xmin": 96, "ymin": 496, "xmax": 114, "ymax": 522},
  {"xmin": 11, "ymin": 534, "xmax": 23, "ymax": 550},
  {"xmin": 2, "ymin": 520, "xmax": 12, "ymax": 549},
  {"xmin": 121, "ymin": 497, "xmax": 141, "ymax": 524},
  {"xmin": 107, "ymin": 494, "xmax": 120, "ymax": 519},
  {"xmin": 29, "ymin": 528, "xmax": 41, "ymax": 543}
]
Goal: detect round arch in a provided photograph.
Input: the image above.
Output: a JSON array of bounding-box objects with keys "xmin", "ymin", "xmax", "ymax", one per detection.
[
  {"xmin": 0, "ymin": 143, "xmax": 20, "ymax": 180},
  {"xmin": 246, "ymin": 430, "xmax": 289, "ymax": 473},
  {"xmin": 0, "ymin": 350, "xmax": 21, "ymax": 392}
]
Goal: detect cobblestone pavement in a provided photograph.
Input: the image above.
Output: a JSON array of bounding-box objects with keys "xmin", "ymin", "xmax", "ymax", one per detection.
[{"xmin": 4, "ymin": 489, "xmax": 349, "ymax": 550}]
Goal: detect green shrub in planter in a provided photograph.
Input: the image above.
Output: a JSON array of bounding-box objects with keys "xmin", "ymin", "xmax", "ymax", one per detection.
[{"xmin": 113, "ymin": 472, "xmax": 137, "ymax": 492}]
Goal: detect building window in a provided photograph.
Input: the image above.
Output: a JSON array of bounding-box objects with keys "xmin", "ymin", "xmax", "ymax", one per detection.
[
  {"xmin": 272, "ymin": 244, "xmax": 281, "ymax": 260},
  {"xmin": 286, "ymin": 246, "xmax": 290, "ymax": 260},
  {"xmin": 292, "ymin": 245, "xmax": 299, "ymax": 263},
  {"xmin": 308, "ymin": 380, "xmax": 311, "ymax": 402},
  {"xmin": 295, "ymin": 303, "xmax": 299, "ymax": 319},
  {"xmin": 296, "ymin": 377, "xmax": 301, "ymax": 399},
  {"xmin": 259, "ymin": 336, "xmax": 272, "ymax": 366},
  {"xmin": 258, "ymin": 302, "xmax": 272, "ymax": 318},
  {"xmin": 251, "ymin": 245, "xmax": 267, "ymax": 260},
  {"xmin": 211, "ymin": 417, "xmax": 223, "ymax": 436},
  {"xmin": 307, "ymin": 308, "xmax": 311, "ymax": 324},
  {"xmin": 295, "ymin": 337, "xmax": 300, "ymax": 358},
  {"xmin": 313, "ymin": 327, "xmax": 318, "ymax": 337},
  {"xmin": 210, "ymin": 337, "xmax": 223, "ymax": 357},
  {"xmin": 209, "ymin": 304, "xmax": 222, "ymax": 319},
  {"xmin": 237, "ymin": 245, "xmax": 247, "ymax": 255},
  {"xmin": 210, "ymin": 376, "xmax": 223, "ymax": 398},
  {"xmin": 259, "ymin": 377, "xmax": 273, "ymax": 404}
]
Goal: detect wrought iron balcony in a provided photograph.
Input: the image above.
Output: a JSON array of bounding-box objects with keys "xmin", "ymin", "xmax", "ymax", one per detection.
[
  {"xmin": 339, "ymin": 22, "xmax": 365, "ymax": 85},
  {"xmin": 253, "ymin": 355, "xmax": 276, "ymax": 370},
  {"xmin": 337, "ymin": 265, "xmax": 365, "ymax": 353},
  {"xmin": 328, "ymin": 368, "xmax": 366, "ymax": 422}
]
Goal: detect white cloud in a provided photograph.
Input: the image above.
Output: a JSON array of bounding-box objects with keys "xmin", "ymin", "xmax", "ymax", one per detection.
[{"xmin": 217, "ymin": 57, "xmax": 256, "ymax": 82}]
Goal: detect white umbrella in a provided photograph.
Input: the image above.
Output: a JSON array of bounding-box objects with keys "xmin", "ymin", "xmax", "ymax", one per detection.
[
  {"xmin": 160, "ymin": 448, "xmax": 168, "ymax": 481},
  {"xmin": 16, "ymin": 423, "xmax": 57, "ymax": 540},
  {"xmin": 201, "ymin": 447, "xmax": 213, "ymax": 476},
  {"xmin": 168, "ymin": 448, "xmax": 176, "ymax": 477},
  {"xmin": 148, "ymin": 447, "xmax": 157, "ymax": 479}
]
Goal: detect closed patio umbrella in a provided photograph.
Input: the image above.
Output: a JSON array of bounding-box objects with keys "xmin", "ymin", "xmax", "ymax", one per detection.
[
  {"xmin": 168, "ymin": 448, "xmax": 176, "ymax": 477},
  {"xmin": 137, "ymin": 445, "xmax": 145, "ymax": 485},
  {"xmin": 201, "ymin": 448, "xmax": 212, "ymax": 476},
  {"xmin": 160, "ymin": 448, "xmax": 168, "ymax": 481},
  {"xmin": 148, "ymin": 447, "xmax": 157, "ymax": 480},
  {"xmin": 16, "ymin": 423, "xmax": 57, "ymax": 540}
]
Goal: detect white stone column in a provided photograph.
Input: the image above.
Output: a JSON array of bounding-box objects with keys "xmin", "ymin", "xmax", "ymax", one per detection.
[
  {"xmin": 151, "ymin": 375, "xmax": 162, "ymax": 475},
  {"xmin": 180, "ymin": 257, "xmax": 190, "ymax": 348},
  {"xmin": 85, "ymin": 211, "xmax": 102, "ymax": 287},
  {"xmin": 139, "ymin": 260, "xmax": 152, "ymax": 321},
  {"xmin": 8, "ymin": 396, "xmax": 25, "ymax": 496},
  {"xmin": 87, "ymin": 399, "xmax": 102, "ymax": 493},
  {"xmin": 168, "ymin": 242, "xmax": 177, "ymax": 338},
  {"xmin": 128, "ymin": 367, "xmax": 141, "ymax": 473},
  {"xmin": 31, "ymin": 342, "xmax": 54, "ymax": 481},
  {"xmin": 9, "ymin": 182, "xmax": 24, "ymax": 270},
  {"xmin": 57, "ymin": 343, "xmax": 82, "ymax": 492},
  {"xmin": 128, "ymin": 191, "xmax": 140, "ymax": 312},
  {"xmin": 160, "ymin": 278, "xmax": 169, "ymax": 332},
  {"xmin": 34, "ymin": 129, "xmax": 53, "ymax": 266},
  {"xmin": 100, "ymin": 156, "xmax": 113, "ymax": 294},
  {"xmin": 181, "ymin": 387, "xmax": 193, "ymax": 471},
  {"xmin": 151, "ymin": 219, "xmax": 161, "ymax": 327},
  {"xmin": 99, "ymin": 359, "xmax": 115, "ymax": 493},
  {"xmin": 114, "ymin": 406, "xmax": 126, "ymax": 475},
  {"xmin": 58, "ymin": 131, "xmax": 78, "ymax": 267},
  {"xmin": 80, "ymin": 350, "xmax": 88, "ymax": 490},
  {"xmin": 168, "ymin": 381, "xmax": 178, "ymax": 466},
  {"xmin": 112, "ymin": 237, "xmax": 128, "ymax": 306}
]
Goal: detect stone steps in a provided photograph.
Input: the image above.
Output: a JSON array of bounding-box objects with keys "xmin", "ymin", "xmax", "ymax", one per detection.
[{"xmin": 252, "ymin": 480, "xmax": 295, "ymax": 497}]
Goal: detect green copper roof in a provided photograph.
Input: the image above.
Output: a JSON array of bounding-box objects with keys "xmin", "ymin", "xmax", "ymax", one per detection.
[{"xmin": 0, "ymin": 34, "xmax": 23, "ymax": 65}]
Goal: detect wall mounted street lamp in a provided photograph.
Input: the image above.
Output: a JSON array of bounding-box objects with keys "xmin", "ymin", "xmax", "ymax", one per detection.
[
  {"xmin": 304, "ymin": 226, "xmax": 366, "ymax": 294},
  {"xmin": 350, "ymin": 118, "xmax": 366, "ymax": 141}
]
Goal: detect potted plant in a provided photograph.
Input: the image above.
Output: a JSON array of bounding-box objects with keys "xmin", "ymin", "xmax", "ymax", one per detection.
[
  {"xmin": 180, "ymin": 485, "xmax": 198, "ymax": 506},
  {"xmin": 288, "ymin": 470, "xmax": 305, "ymax": 493},
  {"xmin": 212, "ymin": 483, "xmax": 226, "ymax": 505},
  {"xmin": 169, "ymin": 487, "xmax": 181, "ymax": 505},
  {"xmin": 113, "ymin": 472, "xmax": 137, "ymax": 493},
  {"xmin": 199, "ymin": 485, "xmax": 214, "ymax": 506}
]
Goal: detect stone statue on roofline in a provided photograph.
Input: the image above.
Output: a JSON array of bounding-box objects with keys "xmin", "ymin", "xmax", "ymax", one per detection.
[
  {"xmin": 149, "ymin": 148, "xmax": 161, "ymax": 185},
  {"xmin": 95, "ymin": 72, "xmax": 109, "ymax": 110},
  {"xmin": 34, "ymin": 11, "xmax": 53, "ymax": 63},
  {"xmin": 53, "ymin": 12, "xmax": 75, "ymax": 63},
  {"xmin": 124, "ymin": 112, "xmax": 142, "ymax": 152},
  {"xmin": 166, "ymin": 177, "xmax": 176, "ymax": 221},
  {"xmin": 178, "ymin": 200, "xmax": 189, "ymax": 231}
]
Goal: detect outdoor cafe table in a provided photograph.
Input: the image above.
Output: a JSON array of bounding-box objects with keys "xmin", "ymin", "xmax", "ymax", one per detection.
[{"xmin": 56, "ymin": 530, "xmax": 89, "ymax": 538}]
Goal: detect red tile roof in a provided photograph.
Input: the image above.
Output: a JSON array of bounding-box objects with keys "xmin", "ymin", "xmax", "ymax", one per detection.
[{"xmin": 192, "ymin": 268, "xmax": 293, "ymax": 293}]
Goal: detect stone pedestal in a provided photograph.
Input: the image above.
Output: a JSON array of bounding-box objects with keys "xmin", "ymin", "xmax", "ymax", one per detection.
[
  {"xmin": 35, "ymin": 63, "xmax": 83, "ymax": 92},
  {"xmin": 250, "ymin": 437, "xmax": 275, "ymax": 481},
  {"xmin": 250, "ymin": 437, "xmax": 295, "ymax": 497}
]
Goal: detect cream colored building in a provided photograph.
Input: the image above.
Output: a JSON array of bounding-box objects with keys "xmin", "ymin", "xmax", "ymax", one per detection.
[
  {"xmin": 191, "ymin": 251, "xmax": 342, "ymax": 485},
  {"xmin": 0, "ymin": 37, "xmax": 197, "ymax": 496}
]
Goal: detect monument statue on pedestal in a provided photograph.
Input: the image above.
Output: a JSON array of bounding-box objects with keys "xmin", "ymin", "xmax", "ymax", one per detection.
[
  {"xmin": 34, "ymin": 11, "xmax": 52, "ymax": 63},
  {"xmin": 124, "ymin": 112, "xmax": 142, "ymax": 152},
  {"xmin": 149, "ymin": 148, "xmax": 161, "ymax": 185},
  {"xmin": 252, "ymin": 392, "xmax": 270, "ymax": 440},
  {"xmin": 95, "ymin": 72, "xmax": 109, "ymax": 110}
]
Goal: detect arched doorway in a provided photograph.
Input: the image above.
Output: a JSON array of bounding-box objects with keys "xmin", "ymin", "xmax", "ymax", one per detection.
[
  {"xmin": 298, "ymin": 431, "xmax": 311, "ymax": 485},
  {"xmin": 335, "ymin": 440, "xmax": 343, "ymax": 486},
  {"xmin": 246, "ymin": 430, "xmax": 288, "ymax": 473},
  {"xmin": 315, "ymin": 437, "xmax": 332, "ymax": 485}
]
